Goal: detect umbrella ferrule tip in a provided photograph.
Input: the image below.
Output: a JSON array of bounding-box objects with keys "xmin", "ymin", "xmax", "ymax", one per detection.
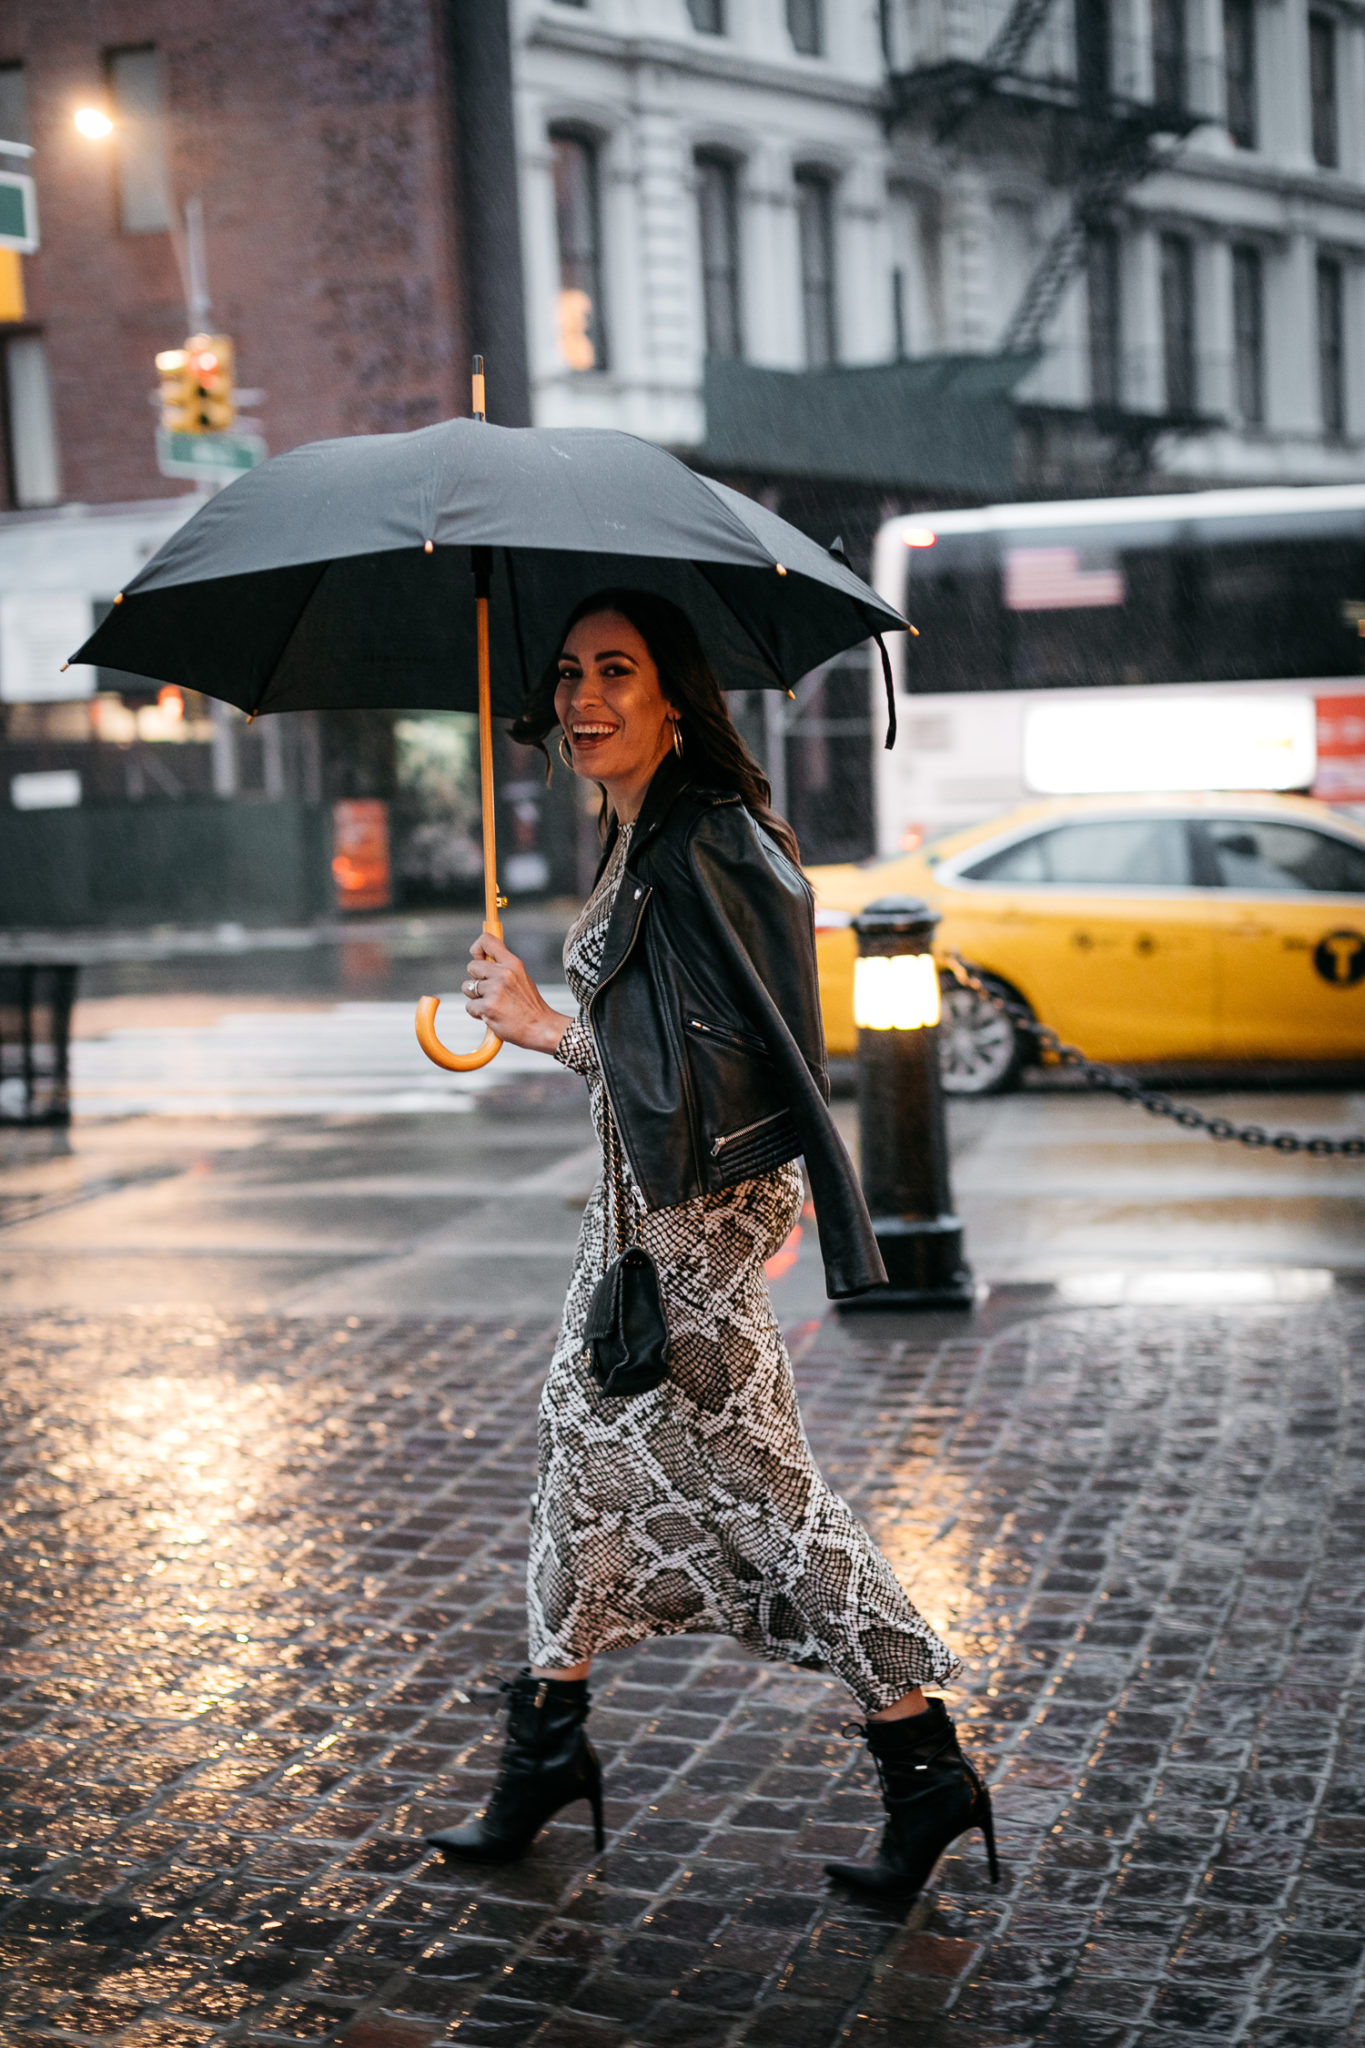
[
  {"xmin": 775, "ymin": 563, "xmax": 787, "ymax": 576},
  {"xmin": 424, "ymin": 539, "xmax": 434, "ymax": 554}
]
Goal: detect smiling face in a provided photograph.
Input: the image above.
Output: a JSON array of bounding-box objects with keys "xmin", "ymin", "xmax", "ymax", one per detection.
[{"xmin": 553, "ymin": 610, "xmax": 678, "ymax": 814}]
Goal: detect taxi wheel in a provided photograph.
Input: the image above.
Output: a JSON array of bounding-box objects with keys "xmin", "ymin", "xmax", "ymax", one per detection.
[{"xmin": 938, "ymin": 973, "xmax": 1032, "ymax": 1096}]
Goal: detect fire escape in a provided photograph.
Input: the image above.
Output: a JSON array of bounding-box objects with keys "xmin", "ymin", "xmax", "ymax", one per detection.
[{"xmin": 886, "ymin": 0, "xmax": 1211, "ymax": 466}]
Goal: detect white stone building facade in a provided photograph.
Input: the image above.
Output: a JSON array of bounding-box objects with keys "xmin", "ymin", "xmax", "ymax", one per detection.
[{"xmin": 510, "ymin": 0, "xmax": 1365, "ymax": 490}]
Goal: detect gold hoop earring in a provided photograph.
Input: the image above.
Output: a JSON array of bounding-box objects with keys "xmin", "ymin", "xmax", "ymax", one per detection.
[
  {"xmin": 558, "ymin": 735, "xmax": 574, "ymax": 770},
  {"xmin": 671, "ymin": 720, "xmax": 684, "ymax": 757}
]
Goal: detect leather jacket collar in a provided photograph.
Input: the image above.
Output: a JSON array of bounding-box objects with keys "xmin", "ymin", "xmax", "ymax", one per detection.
[{"xmin": 597, "ymin": 751, "xmax": 733, "ymax": 872}]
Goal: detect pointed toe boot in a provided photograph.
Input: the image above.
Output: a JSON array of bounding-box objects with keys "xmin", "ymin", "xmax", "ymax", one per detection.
[
  {"xmin": 824, "ymin": 1699, "xmax": 999, "ymax": 1901},
  {"xmin": 425, "ymin": 1671, "xmax": 604, "ymax": 1865}
]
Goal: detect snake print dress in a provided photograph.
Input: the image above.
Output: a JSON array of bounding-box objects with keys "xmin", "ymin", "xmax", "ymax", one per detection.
[{"xmin": 526, "ymin": 822, "xmax": 962, "ymax": 1711}]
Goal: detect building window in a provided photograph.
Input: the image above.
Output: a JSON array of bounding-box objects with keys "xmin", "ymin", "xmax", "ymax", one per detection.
[
  {"xmin": 687, "ymin": 0, "xmax": 726, "ymax": 29},
  {"xmin": 3, "ymin": 336, "xmax": 61, "ymax": 507},
  {"xmin": 1308, "ymin": 12, "xmax": 1337, "ymax": 168},
  {"xmin": 787, "ymin": 0, "xmax": 824, "ymax": 56},
  {"xmin": 1317, "ymin": 255, "xmax": 1345, "ymax": 436},
  {"xmin": 550, "ymin": 130, "xmax": 608, "ymax": 373},
  {"xmin": 1231, "ymin": 244, "xmax": 1264, "ymax": 425},
  {"xmin": 107, "ymin": 46, "xmax": 172, "ymax": 234},
  {"xmin": 696, "ymin": 154, "xmax": 742, "ymax": 359},
  {"xmin": 1160, "ymin": 232, "xmax": 1196, "ymax": 413},
  {"xmin": 1086, "ymin": 226, "xmax": 1122, "ymax": 407},
  {"xmin": 1223, "ymin": 0, "xmax": 1256, "ymax": 148},
  {"xmin": 0, "ymin": 63, "xmax": 29, "ymax": 148},
  {"xmin": 1075, "ymin": 0, "xmax": 1112, "ymax": 107},
  {"xmin": 796, "ymin": 169, "xmax": 836, "ymax": 368},
  {"xmin": 1151, "ymin": 0, "xmax": 1187, "ymax": 110}
]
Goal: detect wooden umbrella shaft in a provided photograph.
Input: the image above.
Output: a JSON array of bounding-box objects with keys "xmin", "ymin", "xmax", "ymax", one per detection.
[
  {"xmin": 414, "ymin": 551, "xmax": 504, "ymax": 1073},
  {"xmin": 477, "ymin": 583, "xmax": 502, "ymax": 945}
]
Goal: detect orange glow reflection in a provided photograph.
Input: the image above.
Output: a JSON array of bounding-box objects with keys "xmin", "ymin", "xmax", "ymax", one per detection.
[
  {"xmin": 10, "ymin": 1316, "xmax": 323, "ymax": 1722},
  {"xmin": 871, "ymin": 1463, "xmax": 981, "ymax": 1666}
]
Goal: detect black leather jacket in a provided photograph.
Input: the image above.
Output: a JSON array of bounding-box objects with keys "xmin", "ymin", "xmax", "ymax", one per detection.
[{"xmin": 584, "ymin": 753, "xmax": 886, "ymax": 1300}]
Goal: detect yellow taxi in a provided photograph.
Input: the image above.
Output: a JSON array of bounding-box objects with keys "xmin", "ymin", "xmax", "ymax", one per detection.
[{"xmin": 809, "ymin": 792, "xmax": 1365, "ymax": 1093}]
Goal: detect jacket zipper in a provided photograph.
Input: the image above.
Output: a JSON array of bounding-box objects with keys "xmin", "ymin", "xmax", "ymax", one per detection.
[
  {"xmin": 686, "ymin": 1015, "xmax": 766, "ymax": 1054},
  {"xmin": 711, "ymin": 1108, "xmax": 787, "ymax": 1157},
  {"xmin": 587, "ymin": 885, "xmax": 653, "ymax": 1190}
]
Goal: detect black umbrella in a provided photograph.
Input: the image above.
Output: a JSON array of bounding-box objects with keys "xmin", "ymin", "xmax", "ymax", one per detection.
[{"xmin": 72, "ymin": 366, "xmax": 910, "ymax": 1072}]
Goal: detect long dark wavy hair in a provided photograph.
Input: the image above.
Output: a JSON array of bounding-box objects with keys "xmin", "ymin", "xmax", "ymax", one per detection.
[{"xmin": 509, "ymin": 588, "xmax": 800, "ymax": 863}]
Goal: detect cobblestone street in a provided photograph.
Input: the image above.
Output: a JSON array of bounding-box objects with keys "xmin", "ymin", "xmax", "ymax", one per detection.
[{"xmin": 1, "ymin": 1293, "xmax": 1362, "ymax": 2048}]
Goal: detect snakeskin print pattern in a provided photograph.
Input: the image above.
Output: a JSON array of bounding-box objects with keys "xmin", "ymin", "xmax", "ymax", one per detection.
[{"xmin": 527, "ymin": 823, "xmax": 962, "ymax": 1710}]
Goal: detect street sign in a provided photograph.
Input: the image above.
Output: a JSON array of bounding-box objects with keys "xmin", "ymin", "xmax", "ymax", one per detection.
[
  {"xmin": 155, "ymin": 428, "xmax": 265, "ymax": 482},
  {"xmin": 0, "ymin": 170, "xmax": 38, "ymax": 253}
]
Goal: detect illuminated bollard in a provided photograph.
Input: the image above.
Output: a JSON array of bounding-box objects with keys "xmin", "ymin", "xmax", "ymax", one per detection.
[{"xmin": 839, "ymin": 895, "xmax": 974, "ymax": 1312}]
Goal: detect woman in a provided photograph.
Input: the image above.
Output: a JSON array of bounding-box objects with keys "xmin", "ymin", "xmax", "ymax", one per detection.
[{"xmin": 425, "ymin": 591, "xmax": 996, "ymax": 1900}]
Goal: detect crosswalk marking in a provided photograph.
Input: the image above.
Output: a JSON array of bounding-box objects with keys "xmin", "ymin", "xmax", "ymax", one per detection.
[{"xmin": 73, "ymin": 990, "xmax": 577, "ymax": 1119}]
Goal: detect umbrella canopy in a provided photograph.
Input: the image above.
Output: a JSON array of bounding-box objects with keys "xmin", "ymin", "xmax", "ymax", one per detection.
[{"xmin": 69, "ymin": 417, "xmax": 908, "ymax": 716}]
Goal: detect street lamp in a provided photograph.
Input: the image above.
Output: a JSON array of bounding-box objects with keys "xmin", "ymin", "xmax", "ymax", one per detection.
[
  {"xmin": 73, "ymin": 108, "xmax": 114, "ymax": 140},
  {"xmin": 840, "ymin": 895, "xmax": 974, "ymax": 1313}
]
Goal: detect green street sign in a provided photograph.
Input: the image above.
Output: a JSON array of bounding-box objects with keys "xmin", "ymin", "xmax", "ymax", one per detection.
[
  {"xmin": 0, "ymin": 171, "xmax": 38, "ymax": 254},
  {"xmin": 156, "ymin": 428, "xmax": 266, "ymax": 482}
]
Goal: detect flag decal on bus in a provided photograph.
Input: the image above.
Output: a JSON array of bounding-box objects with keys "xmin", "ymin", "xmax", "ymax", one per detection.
[{"xmin": 1004, "ymin": 547, "xmax": 1125, "ymax": 612}]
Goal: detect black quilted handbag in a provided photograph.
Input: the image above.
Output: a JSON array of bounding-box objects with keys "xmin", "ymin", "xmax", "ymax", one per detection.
[{"xmin": 584, "ymin": 1111, "xmax": 670, "ymax": 1399}]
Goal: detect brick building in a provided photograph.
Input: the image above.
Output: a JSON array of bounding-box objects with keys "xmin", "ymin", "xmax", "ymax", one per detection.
[
  {"xmin": 0, "ymin": 0, "xmax": 470, "ymax": 508},
  {"xmin": 0, "ymin": 3, "xmax": 566, "ymax": 928}
]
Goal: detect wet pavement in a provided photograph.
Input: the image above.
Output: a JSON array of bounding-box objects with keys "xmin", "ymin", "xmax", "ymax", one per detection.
[
  {"xmin": 3, "ymin": 1067, "xmax": 1363, "ymax": 1319},
  {"xmin": 0, "ymin": 1293, "xmax": 1362, "ymax": 2047},
  {"xmin": 2, "ymin": 917, "xmax": 1365, "ymax": 2043}
]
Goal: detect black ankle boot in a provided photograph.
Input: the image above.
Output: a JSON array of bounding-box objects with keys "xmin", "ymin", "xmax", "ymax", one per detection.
[
  {"xmin": 824, "ymin": 1699, "xmax": 999, "ymax": 1900},
  {"xmin": 426, "ymin": 1671, "xmax": 604, "ymax": 1865}
]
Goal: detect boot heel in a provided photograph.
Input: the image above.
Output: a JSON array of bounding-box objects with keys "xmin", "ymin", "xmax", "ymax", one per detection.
[
  {"xmin": 587, "ymin": 1773, "xmax": 605, "ymax": 1852},
  {"xmin": 978, "ymin": 1786, "xmax": 1000, "ymax": 1884}
]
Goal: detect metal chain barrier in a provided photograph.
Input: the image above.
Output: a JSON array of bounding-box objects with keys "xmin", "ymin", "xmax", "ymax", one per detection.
[{"xmin": 943, "ymin": 953, "xmax": 1365, "ymax": 1159}]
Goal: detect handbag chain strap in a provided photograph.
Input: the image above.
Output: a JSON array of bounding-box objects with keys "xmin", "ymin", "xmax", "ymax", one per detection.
[{"xmin": 601, "ymin": 1100, "xmax": 639, "ymax": 1275}]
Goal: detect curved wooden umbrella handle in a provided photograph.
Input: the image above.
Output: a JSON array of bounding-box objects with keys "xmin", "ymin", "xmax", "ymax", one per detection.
[{"xmin": 415, "ymin": 996, "xmax": 502, "ymax": 1072}]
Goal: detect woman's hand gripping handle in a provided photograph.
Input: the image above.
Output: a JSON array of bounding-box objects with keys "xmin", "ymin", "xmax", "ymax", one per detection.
[{"xmin": 415, "ymin": 929, "xmax": 572, "ymax": 1072}]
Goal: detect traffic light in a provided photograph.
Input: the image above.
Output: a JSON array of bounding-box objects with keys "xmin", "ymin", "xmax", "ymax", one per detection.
[
  {"xmin": 186, "ymin": 333, "xmax": 235, "ymax": 433},
  {"xmin": 156, "ymin": 347, "xmax": 197, "ymax": 433},
  {"xmin": 155, "ymin": 333, "xmax": 235, "ymax": 435}
]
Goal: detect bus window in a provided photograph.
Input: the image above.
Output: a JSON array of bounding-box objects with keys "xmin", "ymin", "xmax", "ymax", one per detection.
[
  {"xmin": 903, "ymin": 533, "xmax": 1005, "ymax": 692},
  {"xmin": 1006, "ymin": 532, "xmax": 1187, "ymax": 689},
  {"xmin": 1192, "ymin": 533, "xmax": 1365, "ymax": 683}
]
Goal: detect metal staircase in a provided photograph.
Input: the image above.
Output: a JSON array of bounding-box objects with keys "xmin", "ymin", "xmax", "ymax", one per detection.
[
  {"xmin": 888, "ymin": 0, "xmax": 1203, "ymax": 355},
  {"xmin": 1000, "ymin": 121, "xmax": 1174, "ymax": 351},
  {"xmin": 930, "ymin": 0, "xmax": 1069, "ymax": 141}
]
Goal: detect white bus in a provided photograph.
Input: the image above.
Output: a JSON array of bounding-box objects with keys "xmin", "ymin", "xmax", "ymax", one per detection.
[{"xmin": 871, "ymin": 484, "xmax": 1365, "ymax": 854}]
